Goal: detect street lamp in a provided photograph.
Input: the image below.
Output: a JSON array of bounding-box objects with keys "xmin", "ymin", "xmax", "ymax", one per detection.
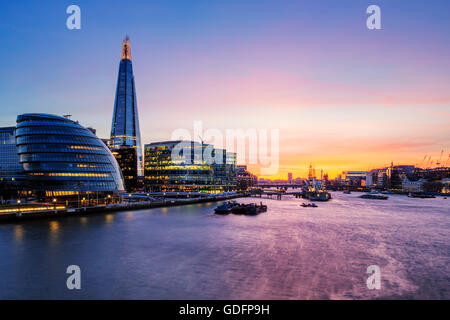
[
  {"xmin": 53, "ymin": 198, "xmax": 57, "ymax": 211},
  {"xmin": 17, "ymin": 199, "xmax": 21, "ymax": 214}
]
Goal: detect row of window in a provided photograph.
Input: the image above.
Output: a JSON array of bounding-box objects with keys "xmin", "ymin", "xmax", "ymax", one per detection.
[
  {"xmin": 22, "ymin": 162, "xmax": 116, "ymax": 172},
  {"xmin": 17, "ymin": 144, "xmax": 108, "ymax": 155},
  {"xmin": 32, "ymin": 180, "xmax": 120, "ymax": 191},
  {"xmin": 30, "ymin": 172, "xmax": 110, "ymax": 178},
  {"xmin": 16, "ymin": 135, "xmax": 103, "ymax": 146},
  {"xmin": 15, "ymin": 126, "xmax": 95, "ymax": 138},
  {"xmin": 19, "ymin": 153, "xmax": 115, "ymax": 164}
]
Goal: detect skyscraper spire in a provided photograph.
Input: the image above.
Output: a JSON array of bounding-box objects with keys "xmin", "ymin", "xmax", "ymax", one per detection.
[
  {"xmin": 121, "ymin": 35, "xmax": 132, "ymax": 60},
  {"xmin": 111, "ymin": 36, "xmax": 143, "ymax": 190}
]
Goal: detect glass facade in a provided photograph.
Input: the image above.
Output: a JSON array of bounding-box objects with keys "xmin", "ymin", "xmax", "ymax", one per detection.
[
  {"xmin": 110, "ymin": 36, "xmax": 143, "ymax": 183},
  {"xmin": 111, "ymin": 146, "xmax": 138, "ymax": 191},
  {"xmin": 15, "ymin": 113, "xmax": 125, "ymax": 195},
  {"xmin": 144, "ymin": 141, "xmax": 237, "ymax": 193},
  {"xmin": 0, "ymin": 126, "xmax": 24, "ymax": 182}
]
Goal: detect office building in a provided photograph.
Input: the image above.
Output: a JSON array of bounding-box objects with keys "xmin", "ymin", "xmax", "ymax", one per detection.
[
  {"xmin": 0, "ymin": 126, "xmax": 24, "ymax": 183},
  {"xmin": 236, "ymin": 165, "xmax": 257, "ymax": 190},
  {"xmin": 144, "ymin": 141, "xmax": 236, "ymax": 193}
]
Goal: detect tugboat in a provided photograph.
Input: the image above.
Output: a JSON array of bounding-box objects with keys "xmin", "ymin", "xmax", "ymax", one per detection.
[
  {"xmin": 214, "ymin": 201, "xmax": 238, "ymax": 215},
  {"xmin": 307, "ymin": 191, "xmax": 331, "ymax": 201},
  {"xmin": 360, "ymin": 192, "xmax": 388, "ymax": 200},
  {"xmin": 245, "ymin": 203, "xmax": 268, "ymax": 215},
  {"xmin": 343, "ymin": 190, "xmax": 351, "ymax": 194},
  {"xmin": 214, "ymin": 202, "xmax": 231, "ymax": 214}
]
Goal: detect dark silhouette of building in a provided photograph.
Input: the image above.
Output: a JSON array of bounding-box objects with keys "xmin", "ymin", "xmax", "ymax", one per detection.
[{"xmin": 236, "ymin": 165, "xmax": 257, "ymax": 190}]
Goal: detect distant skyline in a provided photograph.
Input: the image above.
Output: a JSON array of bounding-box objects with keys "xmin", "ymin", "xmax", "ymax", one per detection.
[{"xmin": 1, "ymin": 0, "xmax": 449, "ymax": 179}]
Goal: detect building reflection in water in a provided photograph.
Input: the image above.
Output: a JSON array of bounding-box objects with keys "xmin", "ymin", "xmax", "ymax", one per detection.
[
  {"xmin": 14, "ymin": 225, "xmax": 25, "ymax": 243},
  {"xmin": 125, "ymin": 212, "xmax": 134, "ymax": 219},
  {"xmin": 105, "ymin": 214, "xmax": 114, "ymax": 223},
  {"xmin": 48, "ymin": 220, "xmax": 60, "ymax": 245}
]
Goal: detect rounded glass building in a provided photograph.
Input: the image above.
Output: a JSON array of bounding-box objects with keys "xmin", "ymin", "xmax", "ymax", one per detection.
[{"xmin": 15, "ymin": 114, "xmax": 125, "ymax": 196}]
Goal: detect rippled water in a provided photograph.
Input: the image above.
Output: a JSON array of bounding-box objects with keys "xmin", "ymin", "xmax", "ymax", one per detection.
[{"xmin": 0, "ymin": 192, "xmax": 449, "ymax": 299}]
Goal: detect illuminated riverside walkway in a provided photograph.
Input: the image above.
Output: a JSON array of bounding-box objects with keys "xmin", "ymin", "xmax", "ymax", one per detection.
[{"xmin": 0, "ymin": 193, "xmax": 246, "ymax": 223}]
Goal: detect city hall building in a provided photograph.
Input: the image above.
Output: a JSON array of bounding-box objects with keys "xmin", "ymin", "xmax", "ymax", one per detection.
[{"xmin": 15, "ymin": 113, "xmax": 125, "ymax": 198}]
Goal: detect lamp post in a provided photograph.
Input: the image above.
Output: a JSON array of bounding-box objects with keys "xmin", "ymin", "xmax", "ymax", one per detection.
[
  {"xmin": 53, "ymin": 198, "xmax": 57, "ymax": 211},
  {"xmin": 17, "ymin": 199, "xmax": 21, "ymax": 215}
]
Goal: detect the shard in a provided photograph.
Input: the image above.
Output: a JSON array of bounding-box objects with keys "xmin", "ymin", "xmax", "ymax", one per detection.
[{"xmin": 110, "ymin": 36, "xmax": 143, "ymax": 190}]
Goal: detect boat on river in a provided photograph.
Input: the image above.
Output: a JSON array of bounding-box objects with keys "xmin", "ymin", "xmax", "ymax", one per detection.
[
  {"xmin": 231, "ymin": 203, "xmax": 267, "ymax": 215},
  {"xmin": 360, "ymin": 192, "xmax": 389, "ymax": 200},
  {"xmin": 408, "ymin": 192, "xmax": 435, "ymax": 199},
  {"xmin": 301, "ymin": 203, "xmax": 318, "ymax": 208},
  {"xmin": 306, "ymin": 191, "xmax": 331, "ymax": 201},
  {"xmin": 302, "ymin": 180, "xmax": 331, "ymax": 201},
  {"xmin": 214, "ymin": 201, "xmax": 238, "ymax": 214}
]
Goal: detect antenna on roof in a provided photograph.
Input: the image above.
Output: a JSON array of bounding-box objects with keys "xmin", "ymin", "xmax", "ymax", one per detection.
[
  {"xmin": 198, "ymin": 135, "xmax": 204, "ymax": 146},
  {"xmin": 63, "ymin": 114, "xmax": 72, "ymax": 119}
]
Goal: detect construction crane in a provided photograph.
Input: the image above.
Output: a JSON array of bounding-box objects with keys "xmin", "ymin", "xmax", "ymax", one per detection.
[
  {"xmin": 419, "ymin": 155, "xmax": 427, "ymax": 168},
  {"xmin": 436, "ymin": 150, "xmax": 444, "ymax": 167},
  {"xmin": 425, "ymin": 155, "xmax": 432, "ymax": 168}
]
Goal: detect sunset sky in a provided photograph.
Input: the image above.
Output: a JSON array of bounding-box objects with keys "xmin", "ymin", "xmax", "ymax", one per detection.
[{"xmin": 1, "ymin": 0, "xmax": 449, "ymax": 179}]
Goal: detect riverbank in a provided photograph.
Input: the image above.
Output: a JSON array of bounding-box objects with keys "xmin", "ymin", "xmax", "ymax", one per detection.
[{"xmin": 0, "ymin": 193, "xmax": 247, "ymax": 224}]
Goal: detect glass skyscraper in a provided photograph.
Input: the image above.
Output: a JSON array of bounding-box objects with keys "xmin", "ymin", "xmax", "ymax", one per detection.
[{"xmin": 110, "ymin": 36, "xmax": 143, "ymax": 190}]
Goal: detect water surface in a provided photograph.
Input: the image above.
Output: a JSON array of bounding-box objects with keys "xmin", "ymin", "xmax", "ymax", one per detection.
[{"xmin": 0, "ymin": 193, "xmax": 449, "ymax": 299}]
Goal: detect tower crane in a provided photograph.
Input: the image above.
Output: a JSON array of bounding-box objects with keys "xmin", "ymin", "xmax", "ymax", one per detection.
[{"xmin": 436, "ymin": 150, "xmax": 444, "ymax": 167}]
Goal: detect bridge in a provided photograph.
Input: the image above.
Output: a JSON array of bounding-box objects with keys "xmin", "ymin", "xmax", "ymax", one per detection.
[
  {"xmin": 256, "ymin": 184, "xmax": 303, "ymax": 189},
  {"xmin": 249, "ymin": 189, "xmax": 304, "ymax": 200}
]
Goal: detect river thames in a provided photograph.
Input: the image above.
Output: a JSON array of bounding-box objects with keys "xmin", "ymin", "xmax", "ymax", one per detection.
[{"xmin": 0, "ymin": 192, "xmax": 449, "ymax": 299}]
